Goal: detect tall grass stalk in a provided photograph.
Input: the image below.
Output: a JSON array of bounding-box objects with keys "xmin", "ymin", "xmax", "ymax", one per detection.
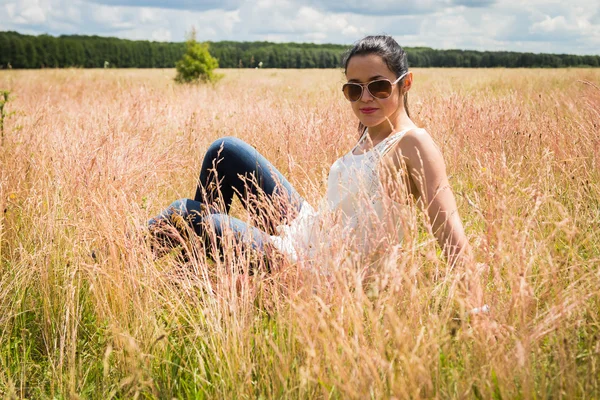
[{"xmin": 0, "ymin": 67, "xmax": 598, "ymax": 398}]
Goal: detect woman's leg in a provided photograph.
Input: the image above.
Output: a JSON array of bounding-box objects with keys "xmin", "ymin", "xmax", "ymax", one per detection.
[
  {"xmin": 148, "ymin": 136, "xmax": 301, "ymax": 261},
  {"xmin": 149, "ymin": 198, "xmax": 277, "ymax": 269},
  {"xmin": 195, "ymin": 136, "xmax": 304, "ymax": 233}
]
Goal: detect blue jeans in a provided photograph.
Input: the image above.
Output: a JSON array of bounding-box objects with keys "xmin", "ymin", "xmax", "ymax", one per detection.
[{"xmin": 149, "ymin": 136, "xmax": 304, "ymax": 261}]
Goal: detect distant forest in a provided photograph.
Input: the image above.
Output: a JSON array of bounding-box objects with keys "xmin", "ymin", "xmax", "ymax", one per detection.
[{"xmin": 1, "ymin": 31, "xmax": 599, "ymax": 69}]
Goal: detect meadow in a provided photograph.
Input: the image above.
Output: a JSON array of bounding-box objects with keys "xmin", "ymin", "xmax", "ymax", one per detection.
[{"xmin": 0, "ymin": 67, "xmax": 598, "ymax": 399}]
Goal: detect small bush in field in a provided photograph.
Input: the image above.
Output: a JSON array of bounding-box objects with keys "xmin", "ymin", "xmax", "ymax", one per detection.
[{"xmin": 175, "ymin": 30, "xmax": 220, "ymax": 84}]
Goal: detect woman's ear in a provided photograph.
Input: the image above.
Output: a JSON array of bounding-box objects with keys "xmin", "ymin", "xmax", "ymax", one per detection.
[{"xmin": 402, "ymin": 72, "xmax": 413, "ymax": 93}]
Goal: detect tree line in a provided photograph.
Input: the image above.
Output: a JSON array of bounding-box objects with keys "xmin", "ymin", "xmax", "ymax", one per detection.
[{"xmin": 1, "ymin": 31, "xmax": 599, "ymax": 69}]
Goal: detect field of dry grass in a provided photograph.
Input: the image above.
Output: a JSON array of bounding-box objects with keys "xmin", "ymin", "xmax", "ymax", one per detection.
[{"xmin": 0, "ymin": 67, "xmax": 598, "ymax": 398}]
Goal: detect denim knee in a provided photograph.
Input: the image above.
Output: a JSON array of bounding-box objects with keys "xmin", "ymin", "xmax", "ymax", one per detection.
[
  {"xmin": 148, "ymin": 198, "xmax": 203, "ymax": 227},
  {"xmin": 206, "ymin": 136, "xmax": 246, "ymax": 160}
]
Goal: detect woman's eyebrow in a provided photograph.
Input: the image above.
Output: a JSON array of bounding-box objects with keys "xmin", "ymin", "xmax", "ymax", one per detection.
[{"xmin": 347, "ymin": 75, "xmax": 387, "ymax": 83}]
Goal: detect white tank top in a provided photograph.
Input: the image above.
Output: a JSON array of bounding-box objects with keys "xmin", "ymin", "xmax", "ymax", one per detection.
[{"xmin": 270, "ymin": 128, "xmax": 411, "ymax": 262}]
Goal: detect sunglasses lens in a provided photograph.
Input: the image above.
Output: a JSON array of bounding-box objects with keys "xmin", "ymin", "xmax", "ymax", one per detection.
[
  {"xmin": 342, "ymin": 84, "xmax": 362, "ymax": 102},
  {"xmin": 368, "ymin": 80, "xmax": 393, "ymax": 99}
]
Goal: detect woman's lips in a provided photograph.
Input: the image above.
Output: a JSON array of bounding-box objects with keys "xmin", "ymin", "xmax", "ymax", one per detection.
[{"xmin": 360, "ymin": 107, "xmax": 378, "ymax": 114}]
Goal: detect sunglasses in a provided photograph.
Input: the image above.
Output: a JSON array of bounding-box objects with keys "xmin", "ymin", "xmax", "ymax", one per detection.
[{"xmin": 342, "ymin": 72, "xmax": 408, "ymax": 102}]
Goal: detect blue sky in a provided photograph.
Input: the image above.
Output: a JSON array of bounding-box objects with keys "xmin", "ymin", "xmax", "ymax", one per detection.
[{"xmin": 1, "ymin": 0, "xmax": 599, "ymax": 55}]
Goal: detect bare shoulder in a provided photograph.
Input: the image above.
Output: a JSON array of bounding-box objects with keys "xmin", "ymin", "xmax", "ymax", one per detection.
[
  {"xmin": 392, "ymin": 128, "xmax": 443, "ymax": 163},
  {"xmin": 399, "ymin": 127, "xmax": 436, "ymax": 150}
]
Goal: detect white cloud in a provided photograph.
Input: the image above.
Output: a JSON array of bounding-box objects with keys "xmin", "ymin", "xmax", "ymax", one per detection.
[
  {"xmin": 4, "ymin": 0, "xmax": 48, "ymax": 24},
  {"xmin": 21, "ymin": 5, "xmax": 46, "ymax": 23},
  {"xmin": 301, "ymin": 0, "xmax": 445, "ymax": 16},
  {"xmin": 92, "ymin": 5, "xmax": 135, "ymax": 29},
  {"xmin": 5, "ymin": 3, "xmax": 16, "ymax": 18},
  {"xmin": 452, "ymin": 0, "xmax": 496, "ymax": 7},
  {"xmin": 83, "ymin": 0, "xmax": 243, "ymax": 12},
  {"xmin": 151, "ymin": 27, "xmax": 171, "ymax": 41},
  {"xmin": 139, "ymin": 7, "xmax": 159, "ymax": 23},
  {"xmin": 341, "ymin": 23, "xmax": 359, "ymax": 37},
  {"xmin": 0, "ymin": 0, "xmax": 598, "ymax": 54},
  {"xmin": 531, "ymin": 15, "xmax": 578, "ymax": 35},
  {"xmin": 220, "ymin": 10, "xmax": 241, "ymax": 35}
]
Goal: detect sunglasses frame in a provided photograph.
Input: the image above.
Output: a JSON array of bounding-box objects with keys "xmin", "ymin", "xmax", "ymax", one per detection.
[{"xmin": 342, "ymin": 71, "xmax": 409, "ymax": 102}]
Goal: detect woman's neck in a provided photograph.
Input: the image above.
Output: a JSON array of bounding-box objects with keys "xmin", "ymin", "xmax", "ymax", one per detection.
[{"xmin": 367, "ymin": 109, "xmax": 414, "ymax": 142}]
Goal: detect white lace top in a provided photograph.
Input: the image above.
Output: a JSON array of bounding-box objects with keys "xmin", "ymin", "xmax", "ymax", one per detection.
[{"xmin": 270, "ymin": 128, "xmax": 411, "ymax": 262}]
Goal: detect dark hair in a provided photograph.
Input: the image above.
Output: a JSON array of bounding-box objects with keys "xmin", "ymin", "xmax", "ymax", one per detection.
[{"xmin": 343, "ymin": 35, "xmax": 410, "ymax": 134}]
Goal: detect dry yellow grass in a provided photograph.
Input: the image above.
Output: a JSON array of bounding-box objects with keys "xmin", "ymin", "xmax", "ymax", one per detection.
[{"xmin": 0, "ymin": 67, "xmax": 598, "ymax": 398}]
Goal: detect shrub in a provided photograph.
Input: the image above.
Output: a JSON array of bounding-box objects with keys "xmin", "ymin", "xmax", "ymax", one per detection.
[{"xmin": 175, "ymin": 29, "xmax": 220, "ymax": 84}]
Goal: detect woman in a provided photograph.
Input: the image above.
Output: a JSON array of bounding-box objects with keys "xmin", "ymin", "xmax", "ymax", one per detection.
[{"xmin": 149, "ymin": 35, "xmax": 473, "ymax": 271}]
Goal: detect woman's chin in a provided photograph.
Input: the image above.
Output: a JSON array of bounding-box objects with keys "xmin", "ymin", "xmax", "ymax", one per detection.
[
  {"xmin": 359, "ymin": 117, "xmax": 386, "ymax": 129},
  {"xmin": 358, "ymin": 116, "xmax": 384, "ymax": 127}
]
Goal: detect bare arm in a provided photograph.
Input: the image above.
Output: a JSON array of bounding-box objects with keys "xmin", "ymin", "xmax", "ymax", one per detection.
[{"xmin": 390, "ymin": 129, "xmax": 472, "ymax": 267}]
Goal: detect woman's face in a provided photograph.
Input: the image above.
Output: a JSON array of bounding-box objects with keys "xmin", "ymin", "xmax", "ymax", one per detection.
[{"xmin": 344, "ymin": 54, "xmax": 404, "ymax": 132}]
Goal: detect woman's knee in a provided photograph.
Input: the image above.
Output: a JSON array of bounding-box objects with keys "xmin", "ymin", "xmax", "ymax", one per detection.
[
  {"xmin": 147, "ymin": 198, "xmax": 198, "ymax": 247},
  {"xmin": 157, "ymin": 198, "xmax": 204, "ymax": 225},
  {"xmin": 206, "ymin": 136, "xmax": 252, "ymax": 161},
  {"xmin": 148, "ymin": 198, "xmax": 188, "ymax": 226},
  {"xmin": 164, "ymin": 198, "xmax": 190, "ymax": 217}
]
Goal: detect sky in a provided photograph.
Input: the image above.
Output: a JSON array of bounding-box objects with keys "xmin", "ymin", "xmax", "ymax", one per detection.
[{"xmin": 1, "ymin": 0, "xmax": 599, "ymax": 55}]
